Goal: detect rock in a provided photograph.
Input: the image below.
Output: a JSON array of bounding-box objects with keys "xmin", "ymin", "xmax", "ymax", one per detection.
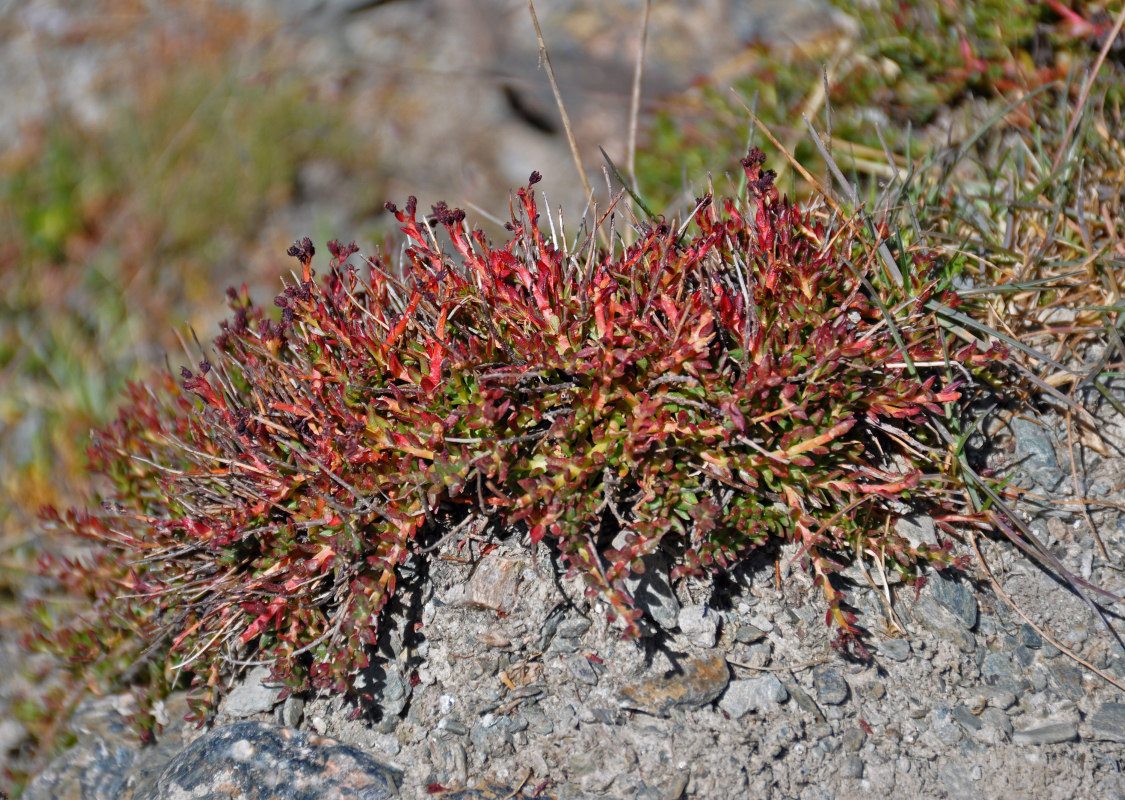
[
  {"xmin": 223, "ymin": 666, "xmax": 284, "ymax": 718},
  {"xmin": 927, "ymin": 570, "xmax": 978, "ymax": 629},
  {"xmin": 718, "ymin": 675, "xmax": 788, "ymax": 718},
  {"xmin": 1019, "ymin": 623, "xmax": 1044, "ymax": 648},
  {"xmin": 615, "ymin": 533, "xmax": 681, "ymax": 630},
  {"xmin": 448, "ymin": 555, "xmax": 525, "ymax": 614},
  {"xmin": 1011, "ymin": 415, "xmax": 1066, "ymax": 492},
  {"xmin": 1013, "ymin": 721, "xmax": 1078, "ymax": 745},
  {"xmin": 914, "ymin": 596, "xmax": 977, "ymax": 652},
  {"xmin": 149, "ymin": 721, "xmax": 401, "ymax": 799},
  {"xmin": 1086, "ymin": 702, "xmax": 1125, "ymax": 743},
  {"xmin": 678, "ymin": 604, "xmax": 720, "ymax": 648},
  {"xmin": 839, "ymin": 755, "xmax": 864, "ymax": 779},
  {"xmin": 617, "ymin": 654, "xmax": 730, "ymax": 716},
  {"xmin": 735, "ymin": 623, "xmax": 767, "ymax": 644},
  {"xmin": 895, "ymin": 514, "xmax": 938, "ymax": 548},
  {"xmin": 563, "ymin": 653, "xmax": 600, "ymax": 686},
  {"xmin": 811, "ymin": 666, "xmax": 849, "ymax": 705},
  {"xmin": 841, "ymin": 727, "xmax": 866, "ymax": 752},
  {"xmin": 877, "ymin": 638, "xmax": 911, "ymax": 662}
]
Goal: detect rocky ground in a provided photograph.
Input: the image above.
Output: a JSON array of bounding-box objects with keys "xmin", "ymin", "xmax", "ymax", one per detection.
[{"xmin": 4, "ymin": 1, "xmax": 1125, "ymax": 798}]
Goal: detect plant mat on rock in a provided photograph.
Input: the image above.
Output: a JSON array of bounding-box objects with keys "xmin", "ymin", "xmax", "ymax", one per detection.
[{"xmin": 12, "ymin": 1, "xmax": 1125, "ymax": 797}]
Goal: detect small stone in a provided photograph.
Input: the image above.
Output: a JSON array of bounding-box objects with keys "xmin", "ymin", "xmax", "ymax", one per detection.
[
  {"xmin": 812, "ymin": 666, "xmax": 849, "ymax": 705},
  {"xmin": 718, "ymin": 675, "xmax": 788, "ymax": 718},
  {"xmin": 1014, "ymin": 645, "xmax": 1035, "ymax": 667},
  {"xmin": 895, "ymin": 514, "xmax": 938, "ymax": 548},
  {"xmin": 783, "ymin": 679, "xmax": 825, "ymax": 723},
  {"xmin": 462, "ymin": 555, "xmax": 525, "ymax": 614},
  {"xmin": 736, "ymin": 623, "xmax": 767, "ymax": 644},
  {"xmin": 979, "ymin": 708, "xmax": 1013, "ymax": 739},
  {"xmin": 839, "ymin": 756, "xmax": 864, "ymax": 779},
  {"xmin": 952, "ymin": 705, "xmax": 982, "ymax": 733},
  {"xmin": 928, "ymin": 570, "xmax": 978, "ymax": 629},
  {"xmin": 931, "ymin": 706, "xmax": 964, "ymax": 745},
  {"xmin": 1087, "ymin": 702, "xmax": 1125, "ymax": 743},
  {"xmin": 841, "ymin": 727, "xmax": 866, "ymax": 752},
  {"xmin": 556, "ymin": 616, "xmax": 592, "ymax": 639},
  {"xmin": 986, "ymin": 690, "xmax": 1017, "ymax": 711},
  {"xmin": 617, "ymin": 536, "xmax": 680, "ymax": 630},
  {"xmin": 563, "ymin": 653, "xmax": 600, "ymax": 686},
  {"xmin": 1019, "ymin": 623, "xmax": 1044, "ymax": 648},
  {"xmin": 224, "ymin": 666, "xmax": 283, "ymax": 718},
  {"xmin": 437, "ymin": 718, "xmax": 468, "ymax": 735},
  {"xmin": 617, "ymin": 654, "xmax": 730, "ymax": 717},
  {"xmin": 866, "ymin": 681, "xmax": 886, "ymax": 700},
  {"xmin": 1013, "ymin": 721, "xmax": 1078, "ymax": 745},
  {"xmin": 877, "ymin": 638, "xmax": 911, "ymax": 661},
  {"xmin": 277, "ymin": 695, "xmax": 305, "ymax": 728},
  {"xmin": 678, "ymin": 604, "xmax": 720, "ymax": 648}
]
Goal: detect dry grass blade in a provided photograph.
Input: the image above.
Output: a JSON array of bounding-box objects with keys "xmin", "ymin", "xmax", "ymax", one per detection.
[{"xmin": 526, "ymin": 0, "xmax": 592, "ymax": 205}]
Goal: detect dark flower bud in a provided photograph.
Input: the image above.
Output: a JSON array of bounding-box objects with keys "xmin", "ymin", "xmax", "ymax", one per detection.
[
  {"xmin": 529, "ymin": 171, "xmax": 542, "ymax": 185},
  {"xmin": 199, "ymin": 360, "xmax": 211, "ymax": 374}
]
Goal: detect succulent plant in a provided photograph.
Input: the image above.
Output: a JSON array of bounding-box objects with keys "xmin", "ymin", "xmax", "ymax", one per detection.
[{"xmin": 33, "ymin": 151, "xmax": 1002, "ymax": 732}]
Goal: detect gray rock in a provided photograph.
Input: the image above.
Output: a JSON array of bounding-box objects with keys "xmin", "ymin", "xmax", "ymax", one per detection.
[
  {"xmin": 980, "ymin": 708, "xmax": 1013, "ymax": 739},
  {"xmin": 1011, "ymin": 415, "xmax": 1066, "ymax": 491},
  {"xmin": 914, "ymin": 596, "xmax": 977, "ymax": 652},
  {"xmin": 563, "ymin": 653, "xmax": 600, "ymax": 686},
  {"xmin": 621, "ymin": 547, "xmax": 681, "ymax": 630},
  {"xmin": 952, "ymin": 705, "xmax": 983, "ymax": 734},
  {"xmin": 224, "ymin": 666, "xmax": 284, "ymax": 718},
  {"xmin": 841, "ymin": 727, "xmax": 866, "ymax": 752},
  {"xmin": 877, "ymin": 638, "xmax": 911, "ymax": 661},
  {"xmin": 150, "ymin": 720, "xmax": 400, "ymax": 799},
  {"xmin": 718, "ymin": 675, "xmax": 788, "ymax": 718},
  {"xmin": 736, "ymin": 623, "xmax": 767, "ymax": 644},
  {"xmin": 678, "ymin": 604, "xmax": 720, "ymax": 648},
  {"xmin": 839, "ymin": 756, "xmax": 864, "ymax": 779},
  {"xmin": 812, "ymin": 666, "xmax": 849, "ymax": 705},
  {"xmin": 556, "ymin": 615, "xmax": 592, "ymax": 639},
  {"xmin": 928, "ymin": 570, "xmax": 978, "ymax": 629},
  {"xmin": 895, "ymin": 514, "xmax": 938, "ymax": 548},
  {"xmin": 1087, "ymin": 702, "xmax": 1125, "ymax": 743},
  {"xmin": 276, "ymin": 695, "xmax": 305, "ymax": 728},
  {"xmin": 1013, "ymin": 721, "xmax": 1078, "ymax": 745},
  {"xmin": 1019, "ymin": 623, "xmax": 1044, "ymax": 648}
]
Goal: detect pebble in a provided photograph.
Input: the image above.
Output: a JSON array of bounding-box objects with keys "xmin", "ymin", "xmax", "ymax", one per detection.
[
  {"xmin": 620, "ymin": 546, "xmax": 681, "ymax": 630},
  {"xmin": 839, "ymin": 756, "xmax": 864, "ymax": 779},
  {"xmin": 736, "ymin": 623, "xmax": 767, "ymax": 644},
  {"xmin": 224, "ymin": 666, "xmax": 284, "ymax": 718},
  {"xmin": 563, "ymin": 653, "xmax": 600, "ymax": 686},
  {"xmin": 153, "ymin": 721, "xmax": 400, "ymax": 799},
  {"xmin": 460, "ymin": 555, "xmax": 525, "ymax": 614},
  {"xmin": 678, "ymin": 604, "xmax": 720, "ymax": 648},
  {"xmin": 1019, "ymin": 623, "xmax": 1044, "ymax": 648},
  {"xmin": 1013, "ymin": 721, "xmax": 1078, "ymax": 745},
  {"xmin": 1010, "ymin": 415, "xmax": 1066, "ymax": 491},
  {"xmin": 811, "ymin": 666, "xmax": 849, "ymax": 705},
  {"xmin": 877, "ymin": 638, "xmax": 911, "ymax": 662},
  {"xmin": 928, "ymin": 570, "xmax": 979, "ymax": 630},
  {"xmin": 1087, "ymin": 702, "xmax": 1125, "ymax": 743},
  {"xmin": 841, "ymin": 727, "xmax": 866, "ymax": 752},
  {"xmin": 617, "ymin": 654, "xmax": 730, "ymax": 717},
  {"xmin": 718, "ymin": 675, "xmax": 788, "ymax": 718}
]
